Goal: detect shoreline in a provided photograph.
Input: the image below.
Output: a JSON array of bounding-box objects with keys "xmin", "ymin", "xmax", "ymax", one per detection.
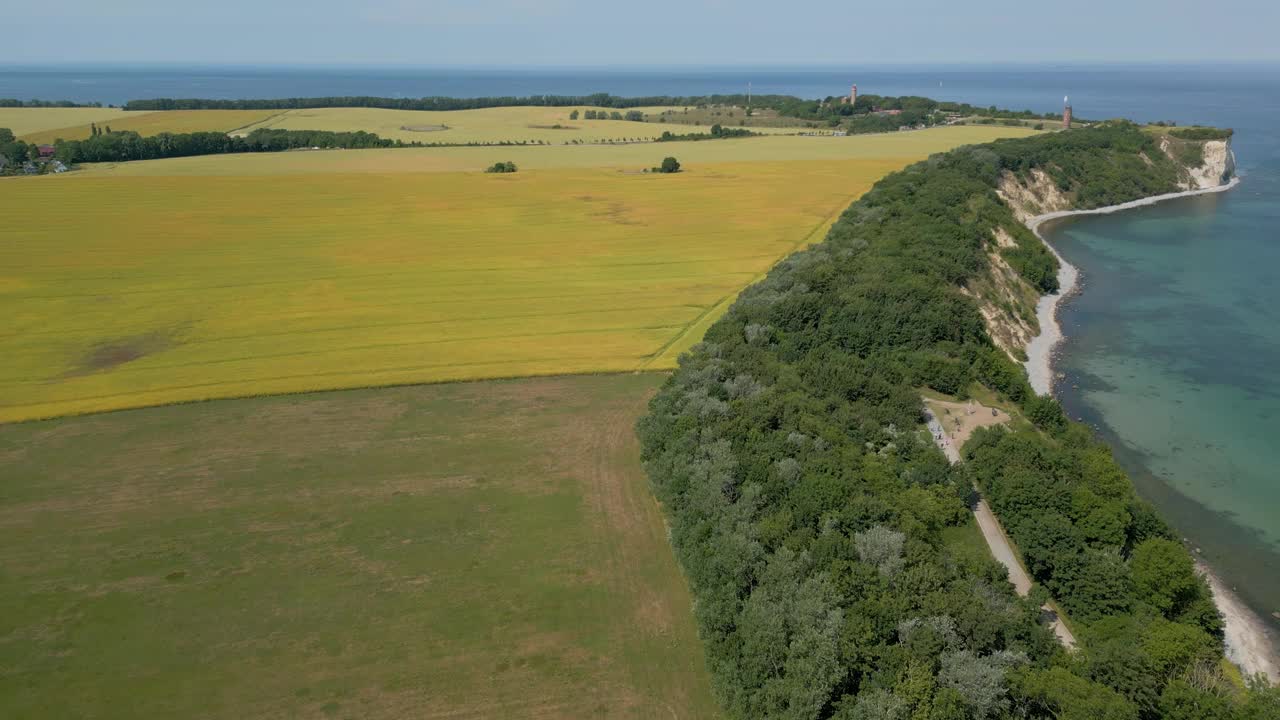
[
  {"xmin": 1019, "ymin": 175, "xmax": 1280, "ymax": 683},
  {"xmin": 1199, "ymin": 561, "xmax": 1280, "ymax": 682},
  {"xmin": 1022, "ymin": 176, "xmax": 1242, "ymax": 396}
]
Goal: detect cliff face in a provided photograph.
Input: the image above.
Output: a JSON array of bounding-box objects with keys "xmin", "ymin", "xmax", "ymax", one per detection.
[
  {"xmin": 1160, "ymin": 136, "xmax": 1236, "ymax": 190},
  {"xmin": 972, "ymin": 133, "xmax": 1233, "ymax": 363},
  {"xmin": 959, "ymin": 240, "xmax": 1041, "ymax": 361},
  {"xmin": 996, "ymin": 168, "xmax": 1072, "ymax": 224}
]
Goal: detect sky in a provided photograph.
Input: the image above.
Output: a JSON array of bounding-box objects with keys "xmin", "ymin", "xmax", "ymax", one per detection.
[{"xmin": 8, "ymin": 0, "xmax": 1278, "ymax": 66}]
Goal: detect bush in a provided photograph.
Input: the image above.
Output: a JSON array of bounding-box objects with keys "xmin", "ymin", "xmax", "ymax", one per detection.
[
  {"xmin": 1168, "ymin": 127, "xmax": 1233, "ymax": 141},
  {"xmin": 653, "ymin": 156, "xmax": 681, "ymax": 174},
  {"xmin": 484, "ymin": 161, "xmax": 517, "ymax": 173},
  {"xmin": 1024, "ymin": 394, "xmax": 1066, "ymax": 432}
]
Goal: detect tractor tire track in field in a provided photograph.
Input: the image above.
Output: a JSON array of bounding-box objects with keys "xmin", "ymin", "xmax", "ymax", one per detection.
[
  {"xmin": 637, "ymin": 185, "xmax": 868, "ymax": 370},
  {"xmin": 10, "ymin": 255, "xmax": 778, "ymax": 300},
  {"xmin": 568, "ymin": 381, "xmax": 699, "ymax": 719},
  {"xmin": 3, "ymin": 356, "xmax": 656, "ymax": 420},
  {"xmin": 4, "ymin": 323, "xmax": 685, "ymax": 388}
]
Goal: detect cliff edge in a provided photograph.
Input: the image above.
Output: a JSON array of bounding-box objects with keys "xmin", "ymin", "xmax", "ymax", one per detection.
[{"xmin": 971, "ymin": 129, "xmax": 1235, "ymax": 365}]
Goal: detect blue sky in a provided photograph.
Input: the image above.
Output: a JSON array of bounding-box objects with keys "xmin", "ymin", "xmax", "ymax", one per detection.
[{"xmin": 12, "ymin": 0, "xmax": 1278, "ymax": 66}]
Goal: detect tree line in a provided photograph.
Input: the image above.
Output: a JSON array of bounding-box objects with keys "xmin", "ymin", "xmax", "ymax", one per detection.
[
  {"xmin": 0, "ymin": 128, "xmax": 38, "ymax": 169},
  {"xmin": 0, "ymin": 98, "xmax": 105, "ymax": 108},
  {"xmin": 52, "ymin": 128, "xmax": 409, "ymax": 164},
  {"xmin": 118, "ymin": 92, "xmax": 1053, "ymax": 130},
  {"xmin": 637, "ymin": 123, "xmax": 1278, "ymax": 719},
  {"xmin": 573, "ymin": 109, "xmax": 646, "ymax": 121},
  {"xmin": 121, "ymin": 93, "xmax": 796, "ymax": 112},
  {"xmin": 655, "ymin": 124, "xmax": 755, "ymax": 142}
]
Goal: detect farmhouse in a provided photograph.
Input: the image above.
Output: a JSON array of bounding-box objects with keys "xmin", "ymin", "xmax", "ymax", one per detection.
[{"xmin": 37, "ymin": 144, "xmax": 55, "ymax": 159}]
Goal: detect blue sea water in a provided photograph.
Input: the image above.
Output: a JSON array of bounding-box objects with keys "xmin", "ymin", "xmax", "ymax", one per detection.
[
  {"xmin": 1041, "ymin": 74, "xmax": 1280, "ymax": 632},
  {"xmin": 3, "ymin": 63, "xmax": 1277, "ymax": 628}
]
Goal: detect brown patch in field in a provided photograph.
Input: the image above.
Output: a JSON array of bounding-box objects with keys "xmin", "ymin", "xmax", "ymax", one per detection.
[
  {"xmin": 572, "ymin": 194, "xmax": 643, "ymax": 225},
  {"xmin": 635, "ymin": 592, "xmax": 675, "ymax": 637},
  {"xmin": 86, "ymin": 575, "xmax": 161, "ymax": 597},
  {"xmin": 66, "ymin": 331, "xmax": 176, "ymax": 377}
]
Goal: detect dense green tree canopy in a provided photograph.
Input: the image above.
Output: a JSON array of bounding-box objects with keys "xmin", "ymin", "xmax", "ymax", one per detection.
[{"xmin": 637, "ymin": 124, "xmax": 1273, "ymax": 718}]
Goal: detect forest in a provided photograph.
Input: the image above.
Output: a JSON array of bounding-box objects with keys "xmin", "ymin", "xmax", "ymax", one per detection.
[{"xmin": 636, "ymin": 122, "xmax": 1278, "ymax": 720}]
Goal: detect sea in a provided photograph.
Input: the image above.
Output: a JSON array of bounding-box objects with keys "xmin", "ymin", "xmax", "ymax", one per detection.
[{"xmin": 3, "ymin": 62, "xmax": 1277, "ymax": 633}]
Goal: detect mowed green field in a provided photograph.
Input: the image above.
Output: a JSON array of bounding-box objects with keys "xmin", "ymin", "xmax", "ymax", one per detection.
[
  {"xmin": 16, "ymin": 109, "xmax": 283, "ymax": 144},
  {"xmin": 0, "ymin": 373, "xmax": 719, "ymax": 719},
  {"xmin": 75, "ymin": 125, "xmax": 1038, "ymax": 176},
  {"xmin": 1, "ymin": 157, "xmax": 915, "ymax": 422},
  {"xmin": 230, "ymin": 105, "xmax": 802, "ymax": 145}
]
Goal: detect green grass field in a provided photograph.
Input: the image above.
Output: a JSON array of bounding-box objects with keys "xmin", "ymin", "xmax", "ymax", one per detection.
[
  {"xmin": 0, "ymin": 157, "xmax": 918, "ymax": 422},
  {"xmin": 0, "ymin": 107, "xmax": 132, "ymax": 138},
  {"xmin": 0, "ymin": 373, "xmax": 718, "ymax": 719},
  {"xmin": 229, "ymin": 106, "xmax": 802, "ymax": 146},
  {"xmin": 73, "ymin": 125, "xmax": 1037, "ymax": 176},
  {"xmin": 17, "ymin": 109, "xmax": 283, "ymax": 144}
]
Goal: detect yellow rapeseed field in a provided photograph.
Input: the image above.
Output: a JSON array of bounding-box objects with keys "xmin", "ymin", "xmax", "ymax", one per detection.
[
  {"xmin": 74, "ymin": 125, "xmax": 1038, "ymax": 177},
  {"xmin": 18, "ymin": 109, "xmax": 283, "ymax": 144},
  {"xmin": 0, "ymin": 107, "xmax": 131, "ymax": 138},
  {"xmin": 230, "ymin": 105, "xmax": 805, "ymax": 145},
  {"xmin": 2, "ymin": 157, "xmax": 908, "ymax": 421}
]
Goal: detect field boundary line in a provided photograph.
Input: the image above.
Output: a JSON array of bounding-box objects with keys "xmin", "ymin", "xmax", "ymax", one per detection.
[
  {"xmin": 0, "ymin": 368, "xmax": 674, "ymax": 426},
  {"xmin": 637, "ymin": 190, "xmax": 856, "ymax": 370},
  {"xmin": 224, "ymin": 110, "xmax": 291, "ymax": 136},
  {"xmin": 2, "ymin": 321, "xmax": 688, "ymax": 386}
]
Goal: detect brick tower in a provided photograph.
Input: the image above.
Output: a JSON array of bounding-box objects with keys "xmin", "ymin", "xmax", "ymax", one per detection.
[
  {"xmin": 1063, "ymin": 95, "xmax": 1072, "ymax": 129},
  {"xmin": 850, "ymin": 83, "xmax": 858, "ymax": 107}
]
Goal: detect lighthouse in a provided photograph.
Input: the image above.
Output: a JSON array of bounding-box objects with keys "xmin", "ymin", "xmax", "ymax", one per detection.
[
  {"xmin": 850, "ymin": 83, "xmax": 857, "ymax": 107},
  {"xmin": 1063, "ymin": 95, "xmax": 1073, "ymax": 130}
]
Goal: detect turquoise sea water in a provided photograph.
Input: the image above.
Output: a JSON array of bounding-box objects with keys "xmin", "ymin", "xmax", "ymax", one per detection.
[{"xmin": 1049, "ymin": 183, "xmax": 1280, "ymax": 629}]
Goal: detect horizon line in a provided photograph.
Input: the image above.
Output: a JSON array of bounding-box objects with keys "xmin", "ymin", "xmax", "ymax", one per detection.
[{"xmin": 4, "ymin": 59, "xmax": 1279, "ymax": 72}]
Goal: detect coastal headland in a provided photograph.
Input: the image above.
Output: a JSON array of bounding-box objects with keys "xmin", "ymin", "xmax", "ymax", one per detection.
[
  {"xmin": 3, "ymin": 89, "xmax": 1277, "ymax": 719},
  {"xmin": 642, "ymin": 119, "xmax": 1279, "ymax": 718}
]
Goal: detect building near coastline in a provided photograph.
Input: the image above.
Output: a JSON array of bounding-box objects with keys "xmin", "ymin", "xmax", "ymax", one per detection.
[
  {"xmin": 840, "ymin": 83, "xmax": 857, "ymax": 106},
  {"xmin": 1063, "ymin": 96, "xmax": 1072, "ymax": 129}
]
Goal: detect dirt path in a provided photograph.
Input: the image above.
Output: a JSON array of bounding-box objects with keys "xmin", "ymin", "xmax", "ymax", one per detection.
[{"xmin": 924, "ymin": 403, "xmax": 1077, "ymax": 649}]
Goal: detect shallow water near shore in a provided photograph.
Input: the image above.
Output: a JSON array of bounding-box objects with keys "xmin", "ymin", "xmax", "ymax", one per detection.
[{"xmin": 1048, "ymin": 182, "xmax": 1280, "ymax": 636}]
